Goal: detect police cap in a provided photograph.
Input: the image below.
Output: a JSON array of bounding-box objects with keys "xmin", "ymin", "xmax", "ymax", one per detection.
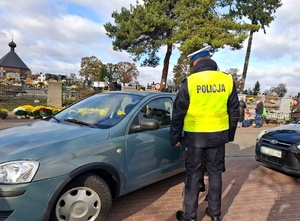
[{"xmin": 187, "ymin": 45, "xmax": 211, "ymax": 62}]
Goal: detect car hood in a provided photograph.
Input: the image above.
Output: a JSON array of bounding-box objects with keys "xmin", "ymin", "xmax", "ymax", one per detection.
[
  {"xmin": 263, "ymin": 123, "xmax": 300, "ymax": 144},
  {"xmin": 0, "ymin": 121, "xmax": 110, "ymax": 161}
]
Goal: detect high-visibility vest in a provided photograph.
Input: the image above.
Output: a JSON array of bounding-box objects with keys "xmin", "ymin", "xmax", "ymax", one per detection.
[{"xmin": 184, "ymin": 70, "xmax": 233, "ymax": 132}]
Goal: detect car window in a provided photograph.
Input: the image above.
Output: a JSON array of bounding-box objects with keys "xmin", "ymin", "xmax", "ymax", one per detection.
[
  {"xmin": 129, "ymin": 97, "xmax": 173, "ymax": 134},
  {"xmin": 54, "ymin": 93, "xmax": 142, "ymax": 128}
]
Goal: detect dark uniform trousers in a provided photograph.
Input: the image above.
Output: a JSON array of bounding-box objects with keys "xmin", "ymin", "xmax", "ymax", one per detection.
[{"xmin": 183, "ymin": 144, "xmax": 224, "ymax": 219}]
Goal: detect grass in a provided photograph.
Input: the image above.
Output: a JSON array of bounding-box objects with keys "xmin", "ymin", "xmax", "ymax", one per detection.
[
  {"xmin": 0, "ymin": 97, "xmax": 48, "ymax": 111},
  {"xmin": 0, "ymin": 96, "xmax": 80, "ymax": 112}
]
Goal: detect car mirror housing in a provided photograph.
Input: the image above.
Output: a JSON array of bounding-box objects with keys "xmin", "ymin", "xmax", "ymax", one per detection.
[
  {"xmin": 140, "ymin": 119, "xmax": 160, "ymax": 131},
  {"xmin": 130, "ymin": 119, "xmax": 160, "ymax": 133}
]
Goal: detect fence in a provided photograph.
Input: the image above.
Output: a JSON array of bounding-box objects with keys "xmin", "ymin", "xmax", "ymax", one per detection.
[
  {"xmin": 248, "ymin": 112, "xmax": 291, "ymax": 125},
  {"xmin": 266, "ymin": 112, "xmax": 290, "ymax": 120},
  {"xmin": 265, "ymin": 112, "xmax": 291, "ymax": 124},
  {"xmin": 0, "ymin": 85, "xmax": 97, "ymax": 108}
]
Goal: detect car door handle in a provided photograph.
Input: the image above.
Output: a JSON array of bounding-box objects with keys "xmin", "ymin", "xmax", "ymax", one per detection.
[{"xmin": 117, "ymin": 149, "xmax": 122, "ymax": 154}]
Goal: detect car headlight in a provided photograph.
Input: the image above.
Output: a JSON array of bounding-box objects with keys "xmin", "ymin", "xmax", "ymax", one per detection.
[
  {"xmin": 296, "ymin": 144, "xmax": 300, "ymax": 150},
  {"xmin": 257, "ymin": 129, "xmax": 269, "ymax": 140},
  {"xmin": 0, "ymin": 161, "xmax": 39, "ymax": 184}
]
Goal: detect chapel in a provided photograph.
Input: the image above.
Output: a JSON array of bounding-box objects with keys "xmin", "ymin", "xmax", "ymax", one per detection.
[{"xmin": 0, "ymin": 40, "xmax": 31, "ymax": 81}]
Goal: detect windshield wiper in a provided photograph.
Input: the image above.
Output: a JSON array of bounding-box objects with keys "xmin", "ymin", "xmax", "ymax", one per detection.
[
  {"xmin": 64, "ymin": 118, "xmax": 98, "ymax": 128},
  {"xmin": 51, "ymin": 116, "xmax": 61, "ymax": 123}
]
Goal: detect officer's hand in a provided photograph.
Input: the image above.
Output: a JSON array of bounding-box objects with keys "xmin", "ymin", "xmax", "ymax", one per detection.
[{"xmin": 174, "ymin": 141, "xmax": 181, "ymax": 147}]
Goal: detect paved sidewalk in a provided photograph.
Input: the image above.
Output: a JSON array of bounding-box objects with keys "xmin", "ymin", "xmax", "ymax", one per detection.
[
  {"xmin": 109, "ymin": 125, "xmax": 300, "ymax": 221},
  {"xmin": 107, "ymin": 157, "xmax": 300, "ymax": 221},
  {"xmin": 1, "ymin": 116, "xmax": 300, "ymax": 220},
  {"xmin": 0, "ymin": 112, "xmax": 38, "ymax": 130}
]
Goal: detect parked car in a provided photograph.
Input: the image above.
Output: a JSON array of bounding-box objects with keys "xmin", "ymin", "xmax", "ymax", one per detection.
[
  {"xmin": 255, "ymin": 121, "xmax": 300, "ymax": 176},
  {"xmin": 0, "ymin": 91, "xmax": 185, "ymax": 221}
]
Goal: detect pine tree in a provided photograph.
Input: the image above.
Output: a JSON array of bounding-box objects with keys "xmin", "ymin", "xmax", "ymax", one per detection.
[
  {"xmin": 104, "ymin": 0, "xmax": 254, "ymax": 91},
  {"xmin": 229, "ymin": 0, "xmax": 283, "ymax": 92}
]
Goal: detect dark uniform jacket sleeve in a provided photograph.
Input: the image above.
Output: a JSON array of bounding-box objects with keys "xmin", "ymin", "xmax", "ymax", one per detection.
[
  {"xmin": 227, "ymin": 82, "xmax": 240, "ymax": 142},
  {"xmin": 291, "ymin": 103, "xmax": 300, "ymax": 118},
  {"xmin": 169, "ymin": 79, "xmax": 189, "ymax": 146}
]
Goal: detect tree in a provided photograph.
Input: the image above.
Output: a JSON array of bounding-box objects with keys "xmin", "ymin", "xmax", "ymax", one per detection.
[
  {"xmin": 252, "ymin": 80, "xmax": 260, "ymax": 95},
  {"xmin": 104, "ymin": 1, "xmax": 172, "ymax": 91},
  {"xmin": 115, "ymin": 62, "xmax": 139, "ymax": 85},
  {"xmin": 245, "ymin": 87, "xmax": 253, "ymax": 95},
  {"xmin": 105, "ymin": 0, "xmax": 254, "ymax": 91},
  {"xmin": 229, "ymin": 0, "xmax": 283, "ymax": 92},
  {"xmin": 263, "ymin": 89, "xmax": 271, "ymax": 95},
  {"xmin": 225, "ymin": 68, "xmax": 242, "ymax": 93},
  {"xmin": 270, "ymin": 83, "xmax": 287, "ymax": 97},
  {"xmin": 79, "ymin": 56, "xmax": 103, "ymax": 81},
  {"xmin": 175, "ymin": 1, "xmax": 253, "ymax": 53},
  {"xmin": 104, "ymin": 63, "xmax": 118, "ymax": 82},
  {"xmin": 172, "ymin": 54, "xmax": 191, "ymax": 88},
  {"xmin": 70, "ymin": 73, "xmax": 76, "ymax": 80}
]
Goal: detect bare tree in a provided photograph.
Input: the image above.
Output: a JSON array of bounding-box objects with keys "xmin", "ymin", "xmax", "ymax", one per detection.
[
  {"xmin": 270, "ymin": 83, "xmax": 287, "ymax": 97},
  {"xmin": 225, "ymin": 68, "xmax": 242, "ymax": 93},
  {"xmin": 115, "ymin": 62, "xmax": 139, "ymax": 86}
]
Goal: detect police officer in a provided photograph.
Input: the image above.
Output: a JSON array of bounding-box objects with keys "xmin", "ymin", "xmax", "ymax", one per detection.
[{"xmin": 170, "ymin": 45, "xmax": 239, "ymax": 221}]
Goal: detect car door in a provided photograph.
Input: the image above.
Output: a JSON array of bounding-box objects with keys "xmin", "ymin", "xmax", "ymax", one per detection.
[{"xmin": 124, "ymin": 97, "xmax": 182, "ymax": 190}]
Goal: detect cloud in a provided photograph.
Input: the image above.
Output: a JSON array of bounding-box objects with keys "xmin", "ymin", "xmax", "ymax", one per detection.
[{"xmin": 212, "ymin": 0, "xmax": 299, "ymax": 96}]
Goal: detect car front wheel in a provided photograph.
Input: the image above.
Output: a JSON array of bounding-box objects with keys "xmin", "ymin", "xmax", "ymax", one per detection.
[{"xmin": 51, "ymin": 173, "xmax": 112, "ymax": 221}]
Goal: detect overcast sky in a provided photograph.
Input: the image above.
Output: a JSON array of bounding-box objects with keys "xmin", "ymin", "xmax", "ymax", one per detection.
[{"xmin": 0, "ymin": 0, "xmax": 299, "ymax": 96}]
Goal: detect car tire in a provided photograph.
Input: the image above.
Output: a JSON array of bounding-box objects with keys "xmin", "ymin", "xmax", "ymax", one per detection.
[{"xmin": 50, "ymin": 173, "xmax": 112, "ymax": 221}]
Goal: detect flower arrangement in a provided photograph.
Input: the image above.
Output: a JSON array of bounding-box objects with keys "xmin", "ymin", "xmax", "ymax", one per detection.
[
  {"xmin": 77, "ymin": 108, "xmax": 109, "ymax": 116},
  {"xmin": 12, "ymin": 107, "xmax": 27, "ymax": 117},
  {"xmin": 12, "ymin": 105, "xmax": 64, "ymax": 119},
  {"xmin": 39, "ymin": 107, "xmax": 53, "ymax": 118},
  {"xmin": 0, "ymin": 108, "xmax": 8, "ymax": 119},
  {"xmin": 117, "ymin": 109, "xmax": 125, "ymax": 116},
  {"xmin": 52, "ymin": 107, "xmax": 63, "ymax": 114},
  {"xmin": 1, "ymin": 82, "xmax": 9, "ymax": 86},
  {"xmin": 27, "ymin": 109, "xmax": 38, "ymax": 119},
  {"xmin": 21, "ymin": 105, "xmax": 34, "ymax": 112},
  {"xmin": 27, "ymin": 111, "xmax": 35, "ymax": 117},
  {"xmin": 30, "ymin": 106, "xmax": 42, "ymax": 118}
]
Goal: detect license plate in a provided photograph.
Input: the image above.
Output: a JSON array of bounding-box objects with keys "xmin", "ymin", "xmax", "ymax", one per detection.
[{"xmin": 260, "ymin": 146, "xmax": 282, "ymax": 158}]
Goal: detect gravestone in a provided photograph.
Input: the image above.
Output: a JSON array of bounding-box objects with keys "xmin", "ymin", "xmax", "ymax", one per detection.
[
  {"xmin": 47, "ymin": 82, "xmax": 62, "ymax": 107},
  {"xmin": 279, "ymin": 97, "xmax": 292, "ymax": 113}
]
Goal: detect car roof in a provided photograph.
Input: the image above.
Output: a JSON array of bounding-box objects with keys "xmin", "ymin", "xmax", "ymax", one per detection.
[{"xmin": 100, "ymin": 91, "xmax": 176, "ymax": 98}]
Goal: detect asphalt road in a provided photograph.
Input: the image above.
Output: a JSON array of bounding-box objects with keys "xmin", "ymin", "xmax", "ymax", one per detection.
[
  {"xmin": 0, "ymin": 114, "xmax": 39, "ymax": 130},
  {"xmin": 225, "ymin": 126, "xmax": 268, "ymax": 157}
]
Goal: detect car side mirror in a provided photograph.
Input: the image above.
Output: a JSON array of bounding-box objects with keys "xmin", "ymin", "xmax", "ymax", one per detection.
[
  {"xmin": 129, "ymin": 119, "xmax": 160, "ymax": 133},
  {"xmin": 140, "ymin": 119, "xmax": 160, "ymax": 130}
]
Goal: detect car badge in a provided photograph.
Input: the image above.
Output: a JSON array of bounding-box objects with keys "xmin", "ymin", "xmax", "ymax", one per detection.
[{"xmin": 270, "ymin": 139, "xmax": 278, "ymax": 144}]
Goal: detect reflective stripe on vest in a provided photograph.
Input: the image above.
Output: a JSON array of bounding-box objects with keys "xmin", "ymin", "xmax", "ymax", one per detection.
[{"xmin": 184, "ymin": 70, "xmax": 233, "ymax": 132}]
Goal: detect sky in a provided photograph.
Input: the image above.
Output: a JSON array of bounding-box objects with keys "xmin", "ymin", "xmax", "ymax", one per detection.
[{"xmin": 0, "ymin": 0, "xmax": 299, "ymax": 96}]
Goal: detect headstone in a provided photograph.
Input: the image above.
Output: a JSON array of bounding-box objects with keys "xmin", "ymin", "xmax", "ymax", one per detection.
[
  {"xmin": 279, "ymin": 97, "xmax": 292, "ymax": 113},
  {"xmin": 0, "ymin": 67, "xmax": 6, "ymax": 77},
  {"xmin": 47, "ymin": 82, "xmax": 62, "ymax": 107}
]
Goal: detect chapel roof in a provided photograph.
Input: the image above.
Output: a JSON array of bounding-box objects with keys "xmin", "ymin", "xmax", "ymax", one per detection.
[{"xmin": 0, "ymin": 40, "xmax": 30, "ymax": 70}]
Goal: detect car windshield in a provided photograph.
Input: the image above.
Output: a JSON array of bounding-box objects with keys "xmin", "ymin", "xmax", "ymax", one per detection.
[{"xmin": 53, "ymin": 93, "xmax": 142, "ymax": 129}]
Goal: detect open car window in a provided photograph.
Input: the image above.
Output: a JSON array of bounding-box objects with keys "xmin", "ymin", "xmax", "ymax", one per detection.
[{"xmin": 129, "ymin": 97, "xmax": 173, "ymax": 134}]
